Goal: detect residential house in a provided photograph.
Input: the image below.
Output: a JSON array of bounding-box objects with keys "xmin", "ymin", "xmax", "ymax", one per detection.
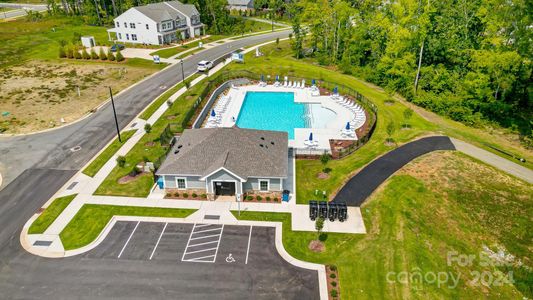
[
  {"xmin": 107, "ymin": 1, "xmax": 204, "ymax": 45},
  {"xmin": 156, "ymin": 128, "xmax": 289, "ymax": 198},
  {"xmin": 227, "ymin": 0, "xmax": 254, "ymax": 11}
]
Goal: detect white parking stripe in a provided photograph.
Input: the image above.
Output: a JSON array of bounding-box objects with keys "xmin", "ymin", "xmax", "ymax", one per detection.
[
  {"xmin": 188, "ymin": 240, "xmax": 219, "ymax": 247},
  {"xmin": 245, "ymin": 226, "xmax": 252, "ymax": 264},
  {"xmin": 117, "ymin": 221, "xmax": 140, "ymax": 258},
  {"xmin": 194, "ymin": 224, "xmax": 213, "ymax": 228},
  {"xmin": 189, "ymin": 234, "xmax": 221, "ymax": 241},
  {"xmin": 184, "ymin": 255, "xmax": 216, "ymax": 262},
  {"xmin": 192, "ymin": 227, "xmax": 223, "ymax": 234},
  {"xmin": 212, "ymin": 224, "xmax": 224, "ymax": 263},
  {"xmin": 149, "ymin": 222, "xmax": 167, "ymax": 260},
  {"xmin": 183, "ymin": 247, "xmax": 217, "ymax": 255},
  {"xmin": 181, "ymin": 223, "xmax": 197, "ymax": 262}
]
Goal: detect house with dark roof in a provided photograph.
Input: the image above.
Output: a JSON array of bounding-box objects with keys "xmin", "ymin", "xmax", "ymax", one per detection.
[
  {"xmin": 107, "ymin": 1, "xmax": 204, "ymax": 45},
  {"xmin": 227, "ymin": 0, "xmax": 254, "ymax": 11},
  {"xmin": 156, "ymin": 128, "xmax": 288, "ymax": 197}
]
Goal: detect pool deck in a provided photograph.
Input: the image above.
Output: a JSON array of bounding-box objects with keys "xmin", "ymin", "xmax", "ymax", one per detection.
[{"xmin": 217, "ymin": 84, "xmax": 358, "ymax": 153}]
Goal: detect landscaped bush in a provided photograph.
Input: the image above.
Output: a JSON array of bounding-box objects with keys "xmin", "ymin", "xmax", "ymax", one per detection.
[
  {"xmin": 128, "ymin": 167, "xmax": 139, "ymax": 177},
  {"xmin": 82, "ymin": 48, "xmax": 90, "ymax": 59},
  {"xmin": 329, "ymin": 265, "xmax": 337, "ymax": 271},
  {"xmin": 174, "ymin": 192, "xmax": 180, "ymax": 197},
  {"xmin": 99, "ymin": 48, "xmax": 107, "ymax": 60},
  {"xmin": 66, "ymin": 46, "xmax": 74, "ymax": 58},
  {"xmin": 331, "ymin": 281, "xmax": 337, "ymax": 287},
  {"xmin": 90, "ymin": 48, "xmax": 99, "ymax": 59},
  {"xmin": 74, "ymin": 50, "xmax": 82, "ymax": 59},
  {"xmin": 115, "ymin": 49, "xmax": 125, "ymax": 62},
  {"xmin": 266, "ymin": 196, "xmax": 271, "ymax": 201},
  {"xmin": 116, "ymin": 155, "xmax": 126, "ymax": 167},
  {"xmin": 58, "ymin": 46, "xmax": 66, "ymax": 58},
  {"xmin": 246, "ymin": 195, "xmax": 254, "ymax": 201},
  {"xmin": 192, "ymin": 193, "xmax": 197, "ymax": 198},
  {"xmin": 330, "ymin": 289, "xmax": 337, "ymax": 297},
  {"xmin": 256, "ymin": 195, "xmax": 262, "ymax": 201},
  {"xmin": 166, "ymin": 192, "xmax": 172, "ymax": 197},
  {"xmin": 330, "ymin": 273, "xmax": 336, "ymax": 279},
  {"xmin": 201, "ymin": 193, "xmax": 207, "ymax": 199},
  {"xmin": 108, "ymin": 51, "xmax": 116, "ymax": 61},
  {"xmin": 273, "ymin": 197, "xmax": 279, "ymax": 202},
  {"xmin": 144, "ymin": 123, "xmax": 152, "ymax": 133},
  {"xmin": 167, "ymin": 100, "xmax": 173, "ymax": 107},
  {"xmin": 182, "ymin": 192, "xmax": 189, "ymax": 198}
]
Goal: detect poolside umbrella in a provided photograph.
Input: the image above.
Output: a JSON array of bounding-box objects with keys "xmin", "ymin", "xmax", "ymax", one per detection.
[
  {"xmin": 261, "ymin": 74, "xmax": 264, "ymax": 82},
  {"xmin": 309, "ymin": 132, "xmax": 313, "ymax": 141},
  {"xmin": 345, "ymin": 122, "xmax": 351, "ymax": 130},
  {"xmin": 302, "ymin": 79, "xmax": 305, "ymax": 87},
  {"xmin": 333, "ymin": 86, "xmax": 338, "ymax": 94},
  {"xmin": 276, "ymin": 75, "xmax": 280, "ymax": 81},
  {"xmin": 312, "ymin": 79, "xmax": 316, "ymax": 85},
  {"xmin": 211, "ymin": 109, "xmax": 216, "ymax": 117}
]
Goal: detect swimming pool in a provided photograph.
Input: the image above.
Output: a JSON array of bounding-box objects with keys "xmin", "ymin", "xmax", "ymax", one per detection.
[{"xmin": 235, "ymin": 91, "xmax": 336, "ymax": 139}]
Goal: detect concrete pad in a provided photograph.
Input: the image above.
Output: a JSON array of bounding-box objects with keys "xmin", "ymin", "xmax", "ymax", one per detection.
[{"xmin": 291, "ymin": 205, "xmax": 366, "ymax": 234}]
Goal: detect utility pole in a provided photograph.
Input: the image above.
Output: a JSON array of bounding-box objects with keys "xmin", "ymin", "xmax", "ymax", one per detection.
[
  {"xmin": 180, "ymin": 59, "xmax": 185, "ymax": 84},
  {"xmin": 108, "ymin": 87, "xmax": 122, "ymax": 142}
]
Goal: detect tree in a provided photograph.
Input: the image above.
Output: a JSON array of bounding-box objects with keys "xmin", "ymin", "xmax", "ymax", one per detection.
[
  {"xmin": 275, "ymin": 37, "xmax": 280, "ymax": 48},
  {"xmin": 74, "ymin": 49, "xmax": 82, "ymax": 59},
  {"xmin": 108, "ymin": 51, "xmax": 116, "ymax": 61},
  {"xmin": 315, "ymin": 217, "xmax": 324, "ymax": 239},
  {"xmin": 115, "ymin": 48, "xmax": 124, "ymax": 62},
  {"xmin": 116, "ymin": 156, "xmax": 126, "ymax": 168},
  {"xmin": 320, "ymin": 152, "xmax": 331, "ymax": 173},
  {"xmin": 144, "ymin": 123, "xmax": 152, "ymax": 133},
  {"xmin": 403, "ymin": 108, "xmax": 414, "ymax": 128},
  {"xmin": 58, "ymin": 46, "xmax": 66, "ymax": 58},
  {"xmin": 82, "ymin": 48, "xmax": 90, "ymax": 59},
  {"xmin": 99, "ymin": 47, "xmax": 107, "ymax": 60},
  {"xmin": 66, "ymin": 46, "xmax": 74, "ymax": 59},
  {"xmin": 386, "ymin": 121, "xmax": 396, "ymax": 143}
]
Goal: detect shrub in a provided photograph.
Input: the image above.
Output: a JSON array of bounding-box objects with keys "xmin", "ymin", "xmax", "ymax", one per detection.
[
  {"xmin": 266, "ymin": 196, "xmax": 271, "ymax": 201},
  {"xmin": 74, "ymin": 50, "xmax": 82, "ymax": 59},
  {"xmin": 201, "ymin": 193, "xmax": 207, "ymax": 199},
  {"xmin": 116, "ymin": 155, "xmax": 126, "ymax": 167},
  {"xmin": 66, "ymin": 46, "xmax": 74, "ymax": 58},
  {"xmin": 58, "ymin": 46, "xmax": 66, "ymax": 58},
  {"xmin": 82, "ymin": 48, "xmax": 90, "ymax": 59},
  {"xmin": 246, "ymin": 195, "xmax": 254, "ymax": 201},
  {"xmin": 329, "ymin": 265, "xmax": 337, "ymax": 271},
  {"xmin": 115, "ymin": 49, "xmax": 124, "ymax": 62},
  {"xmin": 174, "ymin": 192, "xmax": 180, "ymax": 197},
  {"xmin": 167, "ymin": 100, "xmax": 173, "ymax": 107},
  {"xmin": 273, "ymin": 197, "xmax": 279, "ymax": 202},
  {"xmin": 256, "ymin": 195, "xmax": 262, "ymax": 201},
  {"xmin": 330, "ymin": 289, "xmax": 337, "ymax": 297},
  {"xmin": 90, "ymin": 48, "xmax": 99, "ymax": 59},
  {"xmin": 144, "ymin": 123, "xmax": 152, "ymax": 133},
  {"xmin": 331, "ymin": 281, "xmax": 337, "ymax": 287},
  {"xmin": 323, "ymin": 167, "xmax": 332, "ymax": 173},
  {"xmin": 330, "ymin": 273, "xmax": 336, "ymax": 279},
  {"xmin": 184, "ymin": 79, "xmax": 191, "ymax": 89},
  {"xmin": 182, "ymin": 192, "xmax": 189, "ymax": 198},
  {"xmin": 99, "ymin": 48, "xmax": 107, "ymax": 60},
  {"xmin": 108, "ymin": 51, "xmax": 116, "ymax": 61},
  {"xmin": 192, "ymin": 193, "xmax": 198, "ymax": 198},
  {"xmin": 128, "ymin": 167, "xmax": 139, "ymax": 177}
]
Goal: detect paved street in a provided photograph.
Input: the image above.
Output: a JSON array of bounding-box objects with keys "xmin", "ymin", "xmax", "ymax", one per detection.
[
  {"xmin": 0, "ymin": 3, "xmax": 47, "ymax": 19},
  {"xmin": 0, "ymin": 30, "xmax": 290, "ymax": 298},
  {"xmin": 1, "ymin": 221, "xmax": 319, "ymax": 299}
]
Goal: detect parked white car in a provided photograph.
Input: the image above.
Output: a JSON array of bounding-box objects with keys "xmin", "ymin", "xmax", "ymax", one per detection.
[{"xmin": 197, "ymin": 60, "xmax": 213, "ymax": 72}]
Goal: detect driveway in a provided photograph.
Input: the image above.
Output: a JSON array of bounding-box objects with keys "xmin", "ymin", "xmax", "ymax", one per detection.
[{"xmin": 0, "ymin": 221, "xmax": 319, "ymax": 299}]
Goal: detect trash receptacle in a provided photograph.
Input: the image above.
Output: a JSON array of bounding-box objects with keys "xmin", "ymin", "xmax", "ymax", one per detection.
[
  {"xmin": 309, "ymin": 200, "xmax": 318, "ymax": 220},
  {"xmin": 157, "ymin": 177, "xmax": 164, "ymax": 189},
  {"xmin": 338, "ymin": 201, "xmax": 348, "ymax": 222},
  {"xmin": 328, "ymin": 202, "xmax": 338, "ymax": 221},
  {"xmin": 318, "ymin": 201, "xmax": 328, "ymax": 219},
  {"xmin": 282, "ymin": 190, "xmax": 290, "ymax": 202}
]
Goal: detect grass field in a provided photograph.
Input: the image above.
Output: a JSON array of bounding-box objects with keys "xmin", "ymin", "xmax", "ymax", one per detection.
[
  {"xmin": 82, "ymin": 130, "xmax": 137, "ymax": 177},
  {"xmin": 139, "ymin": 73, "xmax": 202, "ymax": 120},
  {"xmin": 233, "ymin": 151, "xmax": 532, "ymax": 299},
  {"xmin": 60, "ymin": 204, "xmax": 196, "ymax": 250},
  {"xmin": 28, "ymin": 194, "xmax": 77, "ymax": 234}
]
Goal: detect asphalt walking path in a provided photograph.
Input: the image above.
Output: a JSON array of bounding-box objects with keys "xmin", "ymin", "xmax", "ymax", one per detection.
[{"xmin": 333, "ymin": 136, "xmax": 456, "ymax": 206}]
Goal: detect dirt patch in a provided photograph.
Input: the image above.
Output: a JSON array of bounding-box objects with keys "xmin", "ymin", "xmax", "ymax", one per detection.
[
  {"xmin": 118, "ymin": 174, "xmax": 143, "ymax": 184},
  {"xmin": 0, "ymin": 61, "xmax": 157, "ymax": 134},
  {"xmin": 144, "ymin": 141, "xmax": 155, "ymax": 147},
  {"xmin": 308, "ymin": 240, "xmax": 325, "ymax": 252},
  {"xmin": 317, "ymin": 172, "xmax": 330, "ymax": 179}
]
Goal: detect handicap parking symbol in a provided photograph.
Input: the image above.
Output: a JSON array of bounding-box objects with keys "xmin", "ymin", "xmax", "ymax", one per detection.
[{"xmin": 225, "ymin": 253, "xmax": 235, "ymax": 263}]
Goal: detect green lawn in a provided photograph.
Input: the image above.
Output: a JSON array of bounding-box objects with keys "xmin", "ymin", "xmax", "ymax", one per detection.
[
  {"xmin": 150, "ymin": 35, "xmax": 225, "ymax": 59},
  {"xmin": 60, "ymin": 204, "xmax": 196, "ymax": 250},
  {"xmin": 28, "ymin": 194, "xmax": 77, "ymax": 234},
  {"xmin": 94, "ymin": 77, "xmax": 211, "ymax": 197},
  {"xmin": 233, "ymin": 151, "xmax": 532, "ymax": 299},
  {"xmin": 82, "ymin": 130, "xmax": 136, "ymax": 177},
  {"xmin": 139, "ymin": 73, "xmax": 201, "ymax": 120}
]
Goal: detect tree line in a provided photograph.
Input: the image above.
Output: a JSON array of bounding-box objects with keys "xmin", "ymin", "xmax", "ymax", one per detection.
[{"xmin": 287, "ymin": 0, "xmax": 531, "ymax": 147}]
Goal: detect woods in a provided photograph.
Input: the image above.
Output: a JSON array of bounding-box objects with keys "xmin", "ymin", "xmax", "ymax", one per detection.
[{"xmin": 287, "ymin": 0, "xmax": 531, "ymax": 147}]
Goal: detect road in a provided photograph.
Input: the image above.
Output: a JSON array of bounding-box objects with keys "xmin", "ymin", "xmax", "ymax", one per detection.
[
  {"xmin": 0, "ymin": 3, "xmax": 47, "ymax": 19},
  {"xmin": 0, "ymin": 30, "xmax": 291, "ymax": 298}
]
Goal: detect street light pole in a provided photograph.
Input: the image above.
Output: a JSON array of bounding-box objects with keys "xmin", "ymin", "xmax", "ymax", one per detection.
[
  {"xmin": 180, "ymin": 59, "xmax": 185, "ymax": 84},
  {"xmin": 108, "ymin": 87, "xmax": 122, "ymax": 143}
]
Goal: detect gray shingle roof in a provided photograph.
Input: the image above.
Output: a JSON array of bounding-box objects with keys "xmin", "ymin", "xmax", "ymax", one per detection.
[
  {"xmin": 132, "ymin": 1, "xmax": 198, "ymax": 23},
  {"xmin": 156, "ymin": 128, "xmax": 288, "ymax": 180},
  {"xmin": 227, "ymin": 0, "xmax": 253, "ymax": 6}
]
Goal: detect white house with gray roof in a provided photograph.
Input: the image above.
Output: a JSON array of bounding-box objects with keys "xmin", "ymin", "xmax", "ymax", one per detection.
[
  {"xmin": 107, "ymin": 1, "xmax": 204, "ymax": 45},
  {"xmin": 156, "ymin": 128, "xmax": 288, "ymax": 197},
  {"xmin": 227, "ymin": 0, "xmax": 254, "ymax": 11}
]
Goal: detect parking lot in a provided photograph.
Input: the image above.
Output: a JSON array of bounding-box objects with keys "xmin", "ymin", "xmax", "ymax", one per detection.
[{"xmin": 81, "ymin": 221, "xmax": 319, "ymax": 299}]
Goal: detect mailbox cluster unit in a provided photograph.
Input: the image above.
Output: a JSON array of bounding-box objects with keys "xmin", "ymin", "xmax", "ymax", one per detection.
[{"xmin": 309, "ymin": 200, "xmax": 347, "ymax": 222}]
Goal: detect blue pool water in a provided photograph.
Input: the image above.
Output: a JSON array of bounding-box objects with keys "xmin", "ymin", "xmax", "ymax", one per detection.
[{"xmin": 236, "ymin": 92, "xmax": 308, "ymax": 139}]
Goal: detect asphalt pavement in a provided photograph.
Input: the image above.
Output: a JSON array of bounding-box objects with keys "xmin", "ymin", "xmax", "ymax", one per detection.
[
  {"xmin": 0, "ymin": 3, "xmax": 47, "ymax": 19},
  {"xmin": 0, "ymin": 30, "xmax": 291, "ymax": 298},
  {"xmin": 333, "ymin": 136, "xmax": 456, "ymax": 206}
]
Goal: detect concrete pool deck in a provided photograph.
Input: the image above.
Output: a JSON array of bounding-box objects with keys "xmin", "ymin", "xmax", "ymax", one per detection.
[{"xmin": 215, "ymin": 84, "xmax": 360, "ymax": 153}]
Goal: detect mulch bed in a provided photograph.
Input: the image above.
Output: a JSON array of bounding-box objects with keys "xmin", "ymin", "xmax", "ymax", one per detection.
[
  {"xmin": 144, "ymin": 141, "xmax": 155, "ymax": 147},
  {"xmin": 118, "ymin": 172, "xmax": 148, "ymax": 184},
  {"xmin": 326, "ymin": 265, "xmax": 340, "ymax": 299},
  {"xmin": 308, "ymin": 240, "xmax": 325, "ymax": 253},
  {"xmin": 317, "ymin": 172, "xmax": 330, "ymax": 179}
]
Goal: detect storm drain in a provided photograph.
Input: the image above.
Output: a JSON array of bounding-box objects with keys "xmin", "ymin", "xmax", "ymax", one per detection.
[
  {"xmin": 70, "ymin": 146, "xmax": 82, "ymax": 152},
  {"xmin": 66, "ymin": 182, "xmax": 78, "ymax": 190},
  {"xmin": 204, "ymin": 215, "xmax": 220, "ymax": 220},
  {"xmin": 33, "ymin": 240, "xmax": 53, "ymax": 247},
  {"xmin": 131, "ymin": 122, "xmax": 137, "ymax": 128}
]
